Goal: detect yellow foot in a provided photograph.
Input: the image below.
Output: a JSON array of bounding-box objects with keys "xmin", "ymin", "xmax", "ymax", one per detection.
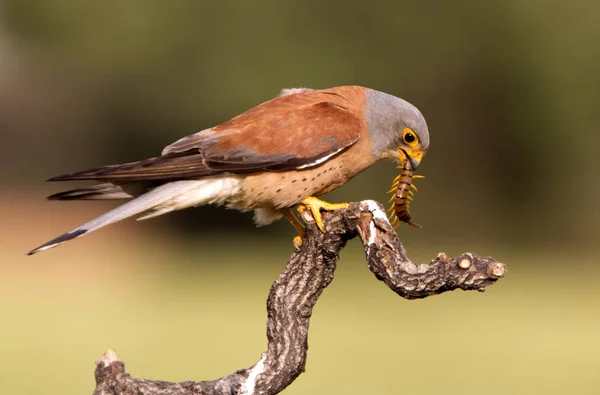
[
  {"xmin": 293, "ymin": 236, "xmax": 303, "ymax": 249},
  {"xmin": 298, "ymin": 197, "xmax": 350, "ymax": 232},
  {"xmin": 280, "ymin": 207, "xmax": 306, "ymax": 249}
]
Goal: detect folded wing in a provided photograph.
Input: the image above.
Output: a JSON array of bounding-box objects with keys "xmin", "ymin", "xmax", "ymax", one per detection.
[{"xmin": 50, "ymin": 91, "xmax": 362, "ymax": 182}]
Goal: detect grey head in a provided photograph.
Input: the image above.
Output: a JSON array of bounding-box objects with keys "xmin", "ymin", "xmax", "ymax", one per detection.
[{"xmin": 365, "ymin": 89, "xmax": 430, "ymax": 169}]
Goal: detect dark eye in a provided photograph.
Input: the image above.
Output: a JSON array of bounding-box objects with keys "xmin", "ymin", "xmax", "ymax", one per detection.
[{"xmin": 402, "ymin": 128, "xmax": 418, "ymax": 146}]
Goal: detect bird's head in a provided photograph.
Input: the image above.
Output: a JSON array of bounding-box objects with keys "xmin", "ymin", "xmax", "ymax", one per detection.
[{"xmin": 365, "ymin": 89, "xmax": 429, "ymax": 169}]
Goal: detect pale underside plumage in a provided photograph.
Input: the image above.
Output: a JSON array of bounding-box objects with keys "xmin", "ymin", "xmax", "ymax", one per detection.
[{"xmin": 136, "ymin": 177, "xmax": 242, "ymax": 220}]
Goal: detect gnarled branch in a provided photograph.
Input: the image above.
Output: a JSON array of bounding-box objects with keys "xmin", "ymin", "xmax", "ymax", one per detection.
[{"xmin": 93, "ymin": 200, "xmax": 506, "ymax": 395}]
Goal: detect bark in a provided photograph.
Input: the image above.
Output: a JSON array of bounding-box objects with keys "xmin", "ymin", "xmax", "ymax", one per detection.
[{"xmin": 93, "ymin": 200, "xmax": 506, "ymax": 395}]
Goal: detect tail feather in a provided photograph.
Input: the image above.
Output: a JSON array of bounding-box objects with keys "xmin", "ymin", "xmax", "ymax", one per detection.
[
  {"xmin": 27, "ymin": 181, "xmax": 199, "ymax": 255},
  {"xmin": 47, "ymin": 183, "xmax": 134, "ymax": 200},
  {"xmin": 47, "ymin": 182, "xmax": 159, "ymax": 201}
]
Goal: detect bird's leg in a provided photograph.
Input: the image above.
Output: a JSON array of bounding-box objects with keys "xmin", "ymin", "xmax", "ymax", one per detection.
[
  {"xmin": 297, "ymin": 196, "xmax": 350, "ymax": 232},
  {"xmin": 280, "ymin": 207, "xmax": 305, "ymax": 249}
]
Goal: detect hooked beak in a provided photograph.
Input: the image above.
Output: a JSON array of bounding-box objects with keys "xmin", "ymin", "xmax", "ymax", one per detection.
[{"xmin": 398, "ymin": 148, "xmax": 424, "ymax": 169}]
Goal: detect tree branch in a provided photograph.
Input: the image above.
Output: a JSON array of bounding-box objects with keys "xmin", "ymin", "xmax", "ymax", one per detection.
[{"xmin": 93, "ymin": 200, "xmax": 506, "ymax": 395}]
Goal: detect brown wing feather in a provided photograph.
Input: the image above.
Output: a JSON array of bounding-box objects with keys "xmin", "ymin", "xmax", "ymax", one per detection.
[
  {"xmin": 50, "ymin": 86, "xmax": 365, "ymax": 182},
  {"xmin": 163, "ymin": 88, "xmax": 363, "ymax": 161},
  {"xmin": 48, "ymin": 151, "xmax": 214, "ymax": 182}
]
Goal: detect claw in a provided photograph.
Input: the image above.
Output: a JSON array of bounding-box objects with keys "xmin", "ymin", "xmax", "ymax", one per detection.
[
  {"xmin": 309, "ymin": 206, "xmax": 325, "ymax": 232},
  {"xmin": 293, "ymin": 236, "xmax": 303, "ymax": 249},
  {"xmin": 298, "ymin": 197, "xmax": 349, "ymax": 233},
  {"xmin": 280, "ymin": 207, "xmax": 306, "ymax": 249}
]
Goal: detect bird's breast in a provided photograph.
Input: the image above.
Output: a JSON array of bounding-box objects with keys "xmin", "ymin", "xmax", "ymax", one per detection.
[{"xmin": 236, "ymin": 142, "xmax": 376, "ymax": 210}]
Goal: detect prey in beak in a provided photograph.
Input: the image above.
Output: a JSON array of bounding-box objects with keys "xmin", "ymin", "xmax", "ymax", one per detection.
[{"xmin": 386, "ymin": 148, "xmax": 424, "ymax": 228}]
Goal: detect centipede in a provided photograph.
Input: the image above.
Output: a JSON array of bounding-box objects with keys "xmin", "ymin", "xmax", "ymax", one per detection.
[{"xmin": 387, "ymin": 150, "xmax": 423, "ymax": 228}]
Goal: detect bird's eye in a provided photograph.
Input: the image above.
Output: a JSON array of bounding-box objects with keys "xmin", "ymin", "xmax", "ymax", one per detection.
[{"xmin": 402, "ymin": 128, "xmax": 418, "ymax": 147}]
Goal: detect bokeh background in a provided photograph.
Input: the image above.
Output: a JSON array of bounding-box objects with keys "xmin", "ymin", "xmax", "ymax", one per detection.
[{"xmin": 1, "ymin": 1, "xmax": 599, "ymax": 394}]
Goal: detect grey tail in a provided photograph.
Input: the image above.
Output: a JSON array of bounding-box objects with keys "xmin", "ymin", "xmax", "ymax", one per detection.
[{"xmin": 27, "ymin": 181, "xmax": 195, "ymax": 255}]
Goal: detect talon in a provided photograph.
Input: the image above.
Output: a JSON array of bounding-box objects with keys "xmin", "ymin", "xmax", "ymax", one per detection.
[
  {"xmin": 307, "ymin": 205, "xmax": 326, "ymax": 232},
  {"xmin": 293, "ymin": 235, "xmax": 303, "ymax": 249},
  {"xmin": 299, "ymin": 197, "xmax": 349, "ymax": 233},
  {"xmin": 280, "ymin": 207, "xmax": 306, "ymax": 249}
]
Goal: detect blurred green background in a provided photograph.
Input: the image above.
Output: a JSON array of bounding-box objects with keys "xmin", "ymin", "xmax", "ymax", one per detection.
[{"xmin": 1, "ymin": 1, "xmax": 599, "ymax": 394}]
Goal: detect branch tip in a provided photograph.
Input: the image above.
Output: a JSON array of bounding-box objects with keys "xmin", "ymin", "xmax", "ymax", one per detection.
[
  {"xmin": 98, "ymin": 349, "xmax": 119, "ymax": 367},
  {"xmin": 488, "ymin": 262, "xmax": 507, "ymax": 278}
]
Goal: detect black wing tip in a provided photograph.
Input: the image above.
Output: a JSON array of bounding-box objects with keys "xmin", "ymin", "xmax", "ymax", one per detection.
[
  {"xmin": 46, "ymin": 165, "xmax": 114, "ymax": 182},
  {"xmin": 46, "ymin": 190, "xmax": 90, "ymax": 200},
  {"xmin": 47, "ymin": 174, "xmax": 68, "ymax": 182},
  {"xmin": 47, "ymin": 191, "xmax": 70, "ymax": 200},
  {"xmin": 26, "ymin": 229, "xmax": 88, "ymax": 256}
]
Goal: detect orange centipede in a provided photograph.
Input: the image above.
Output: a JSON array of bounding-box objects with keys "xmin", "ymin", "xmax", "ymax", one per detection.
[{"xmin": 387, "ymin": 151, "xmax": 423, "ymax": 228}]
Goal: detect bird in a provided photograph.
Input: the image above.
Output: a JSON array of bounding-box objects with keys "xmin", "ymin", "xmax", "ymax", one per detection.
[{"xmin": 27, "ymin": 86, "xmax": 429, "ymax": 255}]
